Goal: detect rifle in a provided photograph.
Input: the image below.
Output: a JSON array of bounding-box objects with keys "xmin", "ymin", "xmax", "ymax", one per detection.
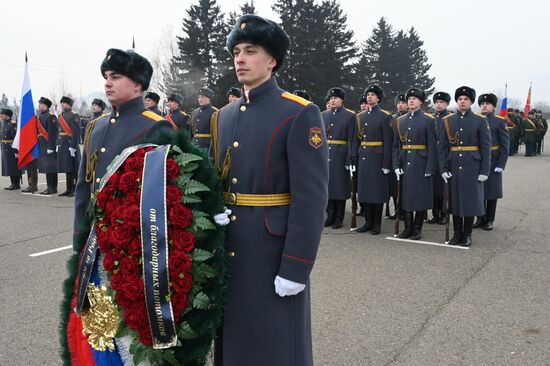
[
  {"xmin": 394, "ymin": 175, "xmax": 401, "ymax": 237},
  {"xmin": 350, "ymin": 168, "xmax": 358, "ymax": 230},
  {"xmin": 443, "ymin": 180, "xmax": 450, "ymax": 244}
]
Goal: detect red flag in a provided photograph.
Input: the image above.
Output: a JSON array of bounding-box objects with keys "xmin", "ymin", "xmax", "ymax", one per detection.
[{"xmin": 524, "ymin": 84, "xmax": 532, "ymax": 117}]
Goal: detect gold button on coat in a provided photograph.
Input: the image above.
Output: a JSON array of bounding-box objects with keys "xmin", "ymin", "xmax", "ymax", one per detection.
[
  {"xmin": 229, "ymin": 251, "xmax": 236, "ymax": 257},
  {"xmin": 100, "ymin": 147, "xmax": 106, "ymax": 153},
  {"xmin": 110, "ymin": 118, "xmax": 116, "ymax": 123},
  {"xmin": 233, "ymin": 141, "xmax": 239, "ymax": 148},
  {"xmin": 240, "ymin": 105, "xmax": 247, "ymax": 112},
  {"xmin": 232, "ymin": 178, "xmax": 238, "ymax": 184}
]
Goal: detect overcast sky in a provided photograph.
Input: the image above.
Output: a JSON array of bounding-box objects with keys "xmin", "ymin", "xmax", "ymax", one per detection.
[{"xmin": 2, "ymin": 0, "xmax": 549, "ymax": 108}]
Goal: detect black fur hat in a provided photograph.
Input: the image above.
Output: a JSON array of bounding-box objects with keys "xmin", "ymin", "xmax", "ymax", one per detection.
[
  {"xmin": 91, "ymin": 98, "xmax": 106, "ymax": 110},
  {"xmin": 293, "ymin": 90, "xmax": 311, "ymax": 101},
  {"xmin": 60, "ymin": 96, "xmax": 74, "ymax": 107},
  {"xmin": 167, "ymin": 93, "xmax": 183, "ymax": 105},
  {"xmin": 478, "ymin": 93, "xmax": 498, "ymax": 107},
  {"xmin": 406, "ymin": 88, "xmax": 426, "ymax": 103},
  {"xmin": 226, "ymin": 14, "xmax": 291, "ymax": 72},
  {"xmin": 100, "ymin": 48, "xmax": 153, "ymax": 91},
  {"xmin": 359, "ymin": 94, "xmax": 367, "ymax": 104},
  {"xmin": 38, "ymin": 97, "xmax": 52, "ymax": 108},
  {"xmin": 327, "ymin": 87, "xmax": 345, "ymax": 100},
  {"xmin": 454, "ymin": 86, "xmax": 476, "ymax": 103},
  {"xmin": 394, "ymin": 93, "xmax": 406, "ymax": 105},
  {"xmin": 0, "ymin": 108, "xmax": 13, "ymax": 117},
  {"xmin": 364, "ymin": 84, "xmax": 384, "ymax": 101},
  {"xmin": 198, "ymin": 87, "xmax": 214, "ymax": 99},
  {"xmin": 227, "ymin": 87, "xmax": 242, "ymax": 98},
  {"xmin": 433, "ymin": 91, "xmax": 451, "ymax": 104},
  {"xmin": 145, "ymin": 92, "xmax": 160, "ymax": 104}
]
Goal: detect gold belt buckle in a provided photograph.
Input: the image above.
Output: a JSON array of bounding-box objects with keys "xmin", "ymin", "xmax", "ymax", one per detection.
[{"xmin": 227, "ymin": 193, "xmax": 237, "ymax": 205}]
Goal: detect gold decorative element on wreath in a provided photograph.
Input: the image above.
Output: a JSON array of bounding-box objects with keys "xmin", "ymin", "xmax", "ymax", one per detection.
[{"xmin": 81, "ymin": 283, "xmax": 119, "ymax": 352}]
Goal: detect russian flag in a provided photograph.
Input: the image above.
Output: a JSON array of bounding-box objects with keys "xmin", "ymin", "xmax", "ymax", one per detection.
[
  {"xmin": 12, "ymin": 53, "xmax": 39, "ymax": 169},
  {"xmin": 499, "ymin": 83, "xmax": 508, "ymax": 117}
]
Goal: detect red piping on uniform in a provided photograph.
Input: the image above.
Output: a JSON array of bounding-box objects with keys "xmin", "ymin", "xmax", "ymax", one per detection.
[
  {"xmin": 131, "ymin": 129, "xmax": 149, "ymax": 144},
  {"xmin": 282, "ymin": 253, "xmax": 315, "ymax": 265},
  {"xmin": 263, "ymin": 115, "xmax": 296, "ymax": 236}
]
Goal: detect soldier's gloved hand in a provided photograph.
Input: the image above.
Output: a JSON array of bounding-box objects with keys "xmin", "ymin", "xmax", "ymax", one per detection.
[
  {"xmin": 14, "ymin": 152, "xmax": 18, "ymax": 159},
  {"xmin": 424, "ymin": 173, "xmax": 432, "ymax": 177},
  {"xmin": 274, "ymin": 275, "xmax": 306, "ymax": 297},
  {"xmin": 394, "ymin": 168, "xmax": 403, "ymax": 180},
  {"xmin": 350, "ymin": 165, "xmax": 356, "ymax": 173},
  {"xmin": 69, "ymin": 147, "xmax": 77, "ymax": 157},
  {"xmin": 441, "ymin": 171, "xmax": 452, "ymax": 183},
  {"xmin": 478, "ymin": 174, "xmax": 488, "ymax": 182},
  {"xmin": 214, "ymin": 207, "xmax": 232, "ymax": 226},
  {"xmin": 382, "ymin": 168, "xmax": 390, "ymax": 174},
  {"xmin": 47, "ymin": 149, "xmax": 54, "ymax": 154},
  {"xmin": 55, "ymin": 145, "xmax": 59, "ymax": 153},
  {"xmin": 494, "ymin": 167, "xmax": 504, "ymax": 173}
]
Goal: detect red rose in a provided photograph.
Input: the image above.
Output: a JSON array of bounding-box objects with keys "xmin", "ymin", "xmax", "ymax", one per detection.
[
  {"xmin": 108, "ymin": 171, "xmax": 122, "ymax": 190},
  {"xmin": 103, "ymin": 253, "xmax": 116, "ymax": 272},
  {"xmin": 110, "ymin": 205, "xmax": 126, "ymax": 226},
  {"xmin": 114, "ymin": 290, "xmax": 131, "ymax": 308},
  {"xmin": 169, "ymin": 204, "xmax": 193, "ymax": 228},
  {"xmin": 169, "ymin": 251, "xmax": 192, "ymax": 275},
  {"xmin": 119, "ymin": 171, "xmax": 138, "ymax": 194},
  {"xmin": 128, "ymin": 237, "xmax": 142, "ymax": 256},
  {"xmin": 172, "ymin": 230, "xmax": 196, "ymax": 253},
  {"xmin": 166, "ymin": 185, "xmax": 183, "ymax": 206},
  {"xmin": 111, "ymin": 225, "xmax": 133, "ymax": 250},
  {"xmin": 132, "ymin": 148, "xmax": 146, "ymax": 161},
  {"xmin": 124, "ymin": 157, "xmax": 142, "ymax": 173},
  {"xmin": 138, "ymin": 329, "xmax": 153, "ymax": 346},
  {"xmin": 96, "ymin": 190, "xmax": 110, "ymax": 210},
  {"xmin": 122, "ymin": 204, "xmax": 141, "ymax": 229},
  {"xmin": 124, "ymin": 191, "xmax": 140, "ymax": 206},
  {"xmin": 127, "ymin": 296, "xmax": 146, "ymax": 314},
  {"xmin": 97, "ymin": 228, "xmax": 113, "ymax": 253},
  {"xmin": 172, "ymin": 273, "xmax": 193, "ymax": 294},
  {"xmin": 120, "ymin": 275, "xmax": 144, "ymax": 301},
  {"xmin": 166, "ymin": 159, "xmax": 180, "ymax": 181},
  {"xmin": 109, "ymin": 273, "xmax": 124, "ymax": 291},
  {"xmin": 106, "ymin": 197, "xmax": 123, "ymax": 218},
  {"xmin": 119, "ymin": 257, "xmax": 138, "ymax": 276}
]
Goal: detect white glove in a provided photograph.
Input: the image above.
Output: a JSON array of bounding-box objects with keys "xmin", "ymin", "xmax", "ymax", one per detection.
[
  {"xmin": 394, "ymin": 168, "xmax": 403, "ymax": 181},
  {"xmin": 424, "ymin": 173, "xmax": 431, "ymax": 177},
  {"xmin": 382, "ymin": 168, "xmax": 390, "ymax": 174},
  {"xmin": 69, "ymin": 147, "xmax": 77, "ymax": 157},
  {"xmin": 14, "ymin": 153, "xmax": 19, "ymax": 159},
  {"xmin": 478, "ymin": 174, "xmax": 488, "ymax": 182},
  {"xmin": 274, "ymin": 275, "xmax": 306, "ymax": 297},
  {"xmin": 441, "ymin": 171, "xmax": 452, "ymax": 183},
  {"xmin": 55, "ymin": 145, "xmax": 59, "ymax": 152},
  {"xmin": 350, "ymin": 165, "xmax": 356, "ymax": 173},
  {"xmin": 494, "ymin": 167, "xmax": 503, "ymax": 173},
  {"xmin": 47, "ymin": 149, "xmax": 54, "ymax": 154},
  {"xmin": 214, "ymin": 207, "xmax": 232, "ymax": 226}
]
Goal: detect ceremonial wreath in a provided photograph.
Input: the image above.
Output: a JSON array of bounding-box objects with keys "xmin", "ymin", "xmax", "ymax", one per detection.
[{"xmin": 60, "ymin": 131, "xmax": 227, "ymax": 366}]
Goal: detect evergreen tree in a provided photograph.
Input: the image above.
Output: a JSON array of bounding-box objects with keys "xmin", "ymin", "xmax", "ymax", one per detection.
[
  {"xmin": 402, "ymin": 27, "xmax": 435, "ymax": 98},
  {"xmin": 170, "ymin": 0, "xmax": 225, "ymax": 111}
]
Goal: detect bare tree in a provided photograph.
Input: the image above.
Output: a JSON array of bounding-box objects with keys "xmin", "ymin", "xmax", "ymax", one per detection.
[{"xmin": 148, "ymin": 24, "xmax": 180, "ymax": 102}]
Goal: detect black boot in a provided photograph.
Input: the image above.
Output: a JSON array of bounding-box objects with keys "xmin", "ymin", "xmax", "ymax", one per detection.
[
  {"xmin": 356, "ymin": 204, "xmax": 373, "ymax": 233},
  {"xmin": 398, "ymin": 212, "xmax": 413, "ymax": 238},
  {"xmin": 324, "ymin": 200, "xmax": 336, "ymax": 227},
  {"xmin": 5, "ymin": 176, "xmax": 20, "ymax": 190},
  {"xmin": 59, "ymin": 173, "xmax": 72, "ymax": 196},
  {"xmin": 461, "ymin": 216, "xmax": 474, "ymax": 247},
  {"xmin": 41, "ymin": 173, "xmax": 58, "ymax": 194},
  {"xmin": 448, "ymin": 215, "xmax": 463, "ymax": 245},
  {"xmin": 332, "ymin": 200, "xmax": 345, "ymax": 229},
  {"xmin": 438, "ymin": 213, "xmax": 447, "ymax": 225},
  {"xmin": 22, "ymin": 168, "xmax": 38, "ymax": 193},
  {"xmin": 426, "ymin": 210, "xmax": 439, "ymax": 224},
  {"xmin": 371, "ymin": 204, "xmax": 383, "ymax": 235},
  {"xmin": 472, "ymin": 216, "xmax": 485, "ymax": 228},
  {"xmin": 483, "ymin": 200, "xmax": 497, "ymax": 231},
  {"xmin": 411, "ymin": 211, "xmax": 425, "ymax": 240}
]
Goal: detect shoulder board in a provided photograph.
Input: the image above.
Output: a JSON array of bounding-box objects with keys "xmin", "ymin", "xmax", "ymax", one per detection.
[
  {"xmin": 443, "ymin": 113, "xmax": 455, "ymax": 120},
  {"xmin": 425, "ymin": 112, "xmax": 435, "ymax": 119},
  {"xmin": 474, "ymin": 113, "xmax": 486, "ymax": 118},
  {"xmin": 281, "ymin": 92, "xmax": 312, "ymax": 106},
  {"xmin": 142, "ymin": 110, "xmax": 165, "ymax": 122},
  {"xmin": 380, "ymin": 109, "xmax": 391, "ymax": 116},
  {"xmin": 495, "ymin": 115, "xmax": 505, "ymax": 120},
  {"xmin": 89, "ymin": 113, "xmax": 109, "ymax": 125},
  {"xmin": 397, "ymin": 114, "xmax": 406, "ymax": 121},
  {"xmin": 345, "ymin": 108, "xmax": 356, "ymax": 114},
  {"xmin": 179, "ymin": 111, "xmax": 189, "ymax": 117},
  {"xmin": 212, "ymin": 106, "xmax": 219, "ymax": 111}
]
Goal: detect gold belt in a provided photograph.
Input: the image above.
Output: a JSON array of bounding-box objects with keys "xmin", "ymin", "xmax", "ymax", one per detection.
[
  {"xmin": 223, "ymin": 192, "xmax": 291, "ymax": 206},
  {"xmin": 59, "ymin": 132, "xmax": 69, "ymax": 136},
  {"xmin": 194, "ymin": 134, "xmax": 211, "ymax": 138},
  {"xmin": 490, "ymin": 145, "xmax": 500, "ymax": 151},
  {"xmin": 327, "ymin": 140, "xmax": 347, "ymax": 145},
  {"xmin": 360, "ymin": 141, "xmax": 383, "ymax": 147},
  {"xmin": 402, "ymin": 144, "xmax": 427, "ymax": 150},
  {"xmin": 450, "ymin": 146, "xmax": 479, "ymax": 152},
  {"xmin": 524, "ymin": 129, "xmax": 535, "ymax": 132},
  {"xmin": 1, "ymin": 139, "xmax": 13, "ymax": 143}
]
